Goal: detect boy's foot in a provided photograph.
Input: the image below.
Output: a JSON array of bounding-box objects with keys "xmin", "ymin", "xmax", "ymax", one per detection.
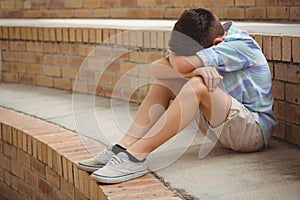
[
  {"xmin": 77, "ymin": 146, "xmax": 115, "ymax": 172},
  {"xmin": 91, "ymin": 152, "xmax": 148, "ymax": 184}
]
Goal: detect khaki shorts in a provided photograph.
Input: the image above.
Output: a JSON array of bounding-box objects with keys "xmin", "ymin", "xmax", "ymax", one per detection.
[{"xmin": 199, "ymin": 97, "xmax": 265, "ymax": 152}]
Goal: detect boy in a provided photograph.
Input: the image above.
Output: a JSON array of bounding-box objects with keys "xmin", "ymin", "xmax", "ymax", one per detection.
[{"xmin": 77, "ymin": 8, "xmax": 277, "ymax": 184}]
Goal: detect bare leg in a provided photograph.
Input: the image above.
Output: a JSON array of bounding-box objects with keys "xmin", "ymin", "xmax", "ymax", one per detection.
[
  {"xmin": 127, "ymin": 76, "xmax": 231, "ymax": 160},
  {"xmin": 118, "ymin": 59, "xmax": 185, "ymax": 149}
]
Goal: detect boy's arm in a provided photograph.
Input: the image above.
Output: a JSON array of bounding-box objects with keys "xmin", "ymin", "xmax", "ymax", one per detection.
[
  {"xmin": 150, "ymin": 51, "xmax": 223, "ymax": 91},
  {"xmin": 149, "ymin": 51, "xmax": 202, "ymax": 79}
]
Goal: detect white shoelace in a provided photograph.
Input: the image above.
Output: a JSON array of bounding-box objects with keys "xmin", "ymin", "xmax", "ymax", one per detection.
[{"xmin": 108, "ymin": 155, "xmax": 125, "ymax": 166}]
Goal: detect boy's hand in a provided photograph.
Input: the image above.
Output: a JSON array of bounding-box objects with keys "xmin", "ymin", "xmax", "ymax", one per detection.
[{"xmin": 191, "ymin": 67, "xmax": 223, "ymax": 91}]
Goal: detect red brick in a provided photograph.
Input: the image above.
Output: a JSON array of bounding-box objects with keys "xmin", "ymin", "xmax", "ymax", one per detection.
[
  {"xmin": 267, "ymin": 7, "xmax": 289, "ymax": 19},
  {"xmin": 2, "ymin": 51, "xmax": 18, "ymax": 61},
  {"xmin": 274, "ymin": 63, "xmax": 300, "ymax": 83},
  {"xmin": 285, "ymin": 123, "xmax": 300, "ymax": 145},
  {"xmin": 193, "ymin": 0, "xmax": 213, "ymax": 6},
  {"xmin": 173, "ymin": 0, "xmax": 192, "ymax": 6},
  {"xmin": 101, "ymin": 0, "xmax": 118, "ymax": 7},
  {"xmin": 24, "ymin": 168, "xmax": 38, "ymax": 188},
  {"xmin": 67, "ymin": 160, "xmax": 74, "ymax": 184},
  {"xmin": 31, "ymin": 27, "xmax": 38, "ymax": 40},
  {"xmin": 0, "ymin": 140, "xmax": 2, "ymax": 153},
  {"xmin": 10, "ymin": 146, "xmax": 17, "ymax": 160},
  {"xmin": 25, "ymin": 27, "xmax": 32, "ymax": 40},
  {"xmin": 61, "ymin": 43, "xmax": 78, "ymax": 55},
  {"xmin": 214, "ymin": 0, "xmax": 234, "ymax": 6},
  {"xmin": 0, "ymin": 40, "xmax": 9, "ymax": 50},
  {"xmin": 84, "ymin": 0, "xmax": 101, "ymax": 8},
  {"xmin": 273, "ymin": 120, "xmax": 285, "ymax": 139},
  {"xmin": 3, "ymin": 143, "xmax": 10, "ymax": 157},
  {"xmin": 4, "ymin": 170, "xmax": 11, "ymax": 186},
  {"xmin": 32, "ymin": 191, "xmax": 46, "ymax": 200},
  {"xmin": 279, "ymin": 0, "xmax": 300, "ymax": 5},
  {"xmin": 120, "ymin": 0, "xmax": 137, "ymax": 6},
  {"xmin": 18, "ymin": 52, "xmax": 36, "ymax": 63},
  {"xmin": 44, "ymin": 65, "xmax": 61, "ymax": 77},
  {"xmin": 46, "ymin": 166, "xmax": 60, "ymax": 187},
  {"xmin": 272, "ymin": 80, "xmax": 285, "ymax": 100},
  {"xmin": 285, "ymin": 83, "xmax": 300, "ymax": 105},
  {"xmin": 26, "ymin": 42, "xmax": 43, "ymax": 52},
  {"xmin": 37, "ymin": 141, "xmax": 43, "ymax": 161},
  {"xmin": 282, "ymin": 36, "xmax": 291, "ymax": 61},
  {"xmin": 65, "ymin": 0, "xmax": 83, "ymax": 8},
  {"xmin": 292, "ymin": 37, "xmax": 300, "ymax": 63},
  {"xmin": 272, "ymin": 36, "xmax": 281, "ymax": 60},
  {"xmin": 38, "ymin": 177, "xmax": 57, "ymax": 199},
  {"xmin": 43, "ymin": 43, "xmax": 60, "ymax": 53},
  {"xmin": 0, "ymin": 153, "xmax": 10, "ymax": 171},
  {"xmin": 31, "ymin": 1, "xmax": 48, "ymax": 9},
  {"xmin": 2, "ymin": 72, "xmax": 19, "ymax": 83},
  {"xmin": 164, "ymin": 8, "xmax": 183, "ymax": 18},
  {"xmin": 62, "ymin": 67, "xmax": 78, "ymax": 79},
  {"xmin": 257, "ymin": 0, "xmax": 278, "ymax": 6},
  {"xmin": 286, "ymin": 103, "xmax": 300, "ymax": 124},
  {"xmin": 10, "ymin": 63, "xmax": 26, "ymax": 73},
  {"xmin": 17, "ymin": 149, "xmax": 31, "ymax": 168},
  {"xmin": 57, "ymin": 9, "xmax": 74, "ymax": 18},
  {"xmin": 1, "ymin": 1, "xmax": 15, "ymax": 9},
  {"xmin": 27, "ymin": 64, "xmax": 44, "ymax": 75},
  {"xmin": 290, "ymin": 7, "xmax": 300, "ymax": 20},
  {"xmin": 54, "ymin": 78, "xmax": 72, "ymax": 90},
  {"xmin": 0, "ymin": 164, "xmax": 4, "ymax": 181},
  {"xmin": 60, "ymin": 176, "xmax": 75, "ymax": 199},
  {"xmin": 93, "ymin": 8, "xmax": 111, "ymax": 18},
  {"xmin": 31, "ymin": 158, "xmax": 46, "ymax": 178},
  {"xmin": 74, "ymin": 9, "xmax": 93, "ymax": 18},
  {"xmin": 224, "ymin": 8, "xmax": 245, "ymax": 19},
  {"xmin": 10, "ymin": 41, "xmax": 26, "ymax": 51},
  {"xmin": 70, "ymin": 56, "xmax": 84, "ymax": 68},
  {"xmin": 52, "ymin": 151, "xmax": 63, "ymax": 176},
  {"xmin": 11, "ymin": 176, "xmax": 33, "ymax": 199},
  {"xmin": 49, "ymin": 1, "xmax": 64, "ymax": 9},
  {"xmin": 19, "ymin": 74, "xmax": 35, "ymax": 85},
  {"xmin": 147, "ymin": 8, "xmax": 164, "ymax": 19},
  {"xmin": 11, "ymin": 160, "xmax": 25, "ymax": 179},
  {"xmin": 36, "ymin": 75, "xmax": 53, "ymax": 87},
  {"xmin": 263, "ymin": 35, "xmax": 272, "ymax": 60},
  {"xmin": 74, "ymin": 188, "xmax": 89, "ymax": 200},
  {"xmin": 0, "ymin": 182, "xmax": 11, "ymax": 200},
  {"xmin": 111, "ymin": 8, "xmax": 128, "ymax": 18}
]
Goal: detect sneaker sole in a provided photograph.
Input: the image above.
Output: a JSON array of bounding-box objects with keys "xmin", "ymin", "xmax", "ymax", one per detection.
[
  {"xmin": 77, "ymin": 163, "xmax": 105, "ymax": 172},
  {"xmin": 90, "ymin": 169, "xmax": 148, "ymax": 184}
]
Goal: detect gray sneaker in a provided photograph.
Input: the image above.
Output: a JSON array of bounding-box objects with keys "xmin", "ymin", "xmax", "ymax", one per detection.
[
  {"xmin": 91, "ymin": 152, "xmax": 149, "ymax": 184},
  {"xmin": 77, "ymin": 146, "xmax": 115, "ymax": 172}
]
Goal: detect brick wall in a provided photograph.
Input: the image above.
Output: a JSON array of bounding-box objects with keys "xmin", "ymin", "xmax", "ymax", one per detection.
[
  {"xmin": 0, "ymin": 22, "xmax": 300, "ymax": 147},
  {"xmin": 0, "ymin": 0, "xmax": 299, "ymax": 21},
  {"xmin": 0, "ymin": 107, "xmax": 181, "ymax": 199}
]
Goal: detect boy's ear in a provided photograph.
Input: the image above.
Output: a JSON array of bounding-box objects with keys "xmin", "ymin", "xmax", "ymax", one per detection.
[{"xmin": 213, "ymin": 37, "xmax": 223, "ymax": 45}]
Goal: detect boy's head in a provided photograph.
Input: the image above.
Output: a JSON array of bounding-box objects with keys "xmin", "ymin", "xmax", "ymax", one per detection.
[{"xmin": 168, "ymin": 8, "xmax": 225, "ymax": 56}]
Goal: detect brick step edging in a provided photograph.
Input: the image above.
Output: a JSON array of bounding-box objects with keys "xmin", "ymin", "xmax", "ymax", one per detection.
[{"xmin": 0, "ymin": 107, "xmax": 182, "ymax": 200}]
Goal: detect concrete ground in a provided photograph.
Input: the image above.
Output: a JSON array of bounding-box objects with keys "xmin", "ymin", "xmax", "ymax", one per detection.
[{"xmin": 0, "ymin": 83, "xmax": 299, "ymax": 200}]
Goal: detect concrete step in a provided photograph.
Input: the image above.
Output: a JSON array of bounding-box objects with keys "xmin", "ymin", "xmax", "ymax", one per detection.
[{"xmin": 0, "ymin": 83, "xmax": 299, "ymax": 200}]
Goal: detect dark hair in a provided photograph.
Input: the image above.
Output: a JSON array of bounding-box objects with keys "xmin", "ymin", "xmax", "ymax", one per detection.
[{"xmin": 168, "ymin": 8, "xmax": 225, "ymax": 56}]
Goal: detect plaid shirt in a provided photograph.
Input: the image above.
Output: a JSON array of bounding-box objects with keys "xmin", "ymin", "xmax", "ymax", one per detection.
[{"xmin": 196, "ymin": 21, "xmax": 277, "ymax": 145}]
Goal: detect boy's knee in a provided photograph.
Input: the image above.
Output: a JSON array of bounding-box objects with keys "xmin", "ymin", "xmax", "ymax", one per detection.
[
  {"xmin": 151, "ymin": 58, "xmax": 168, "ymax": 65},
  {"xmin": 186, "ymin": 76, "xmax": 208, "ymax": 96}
]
